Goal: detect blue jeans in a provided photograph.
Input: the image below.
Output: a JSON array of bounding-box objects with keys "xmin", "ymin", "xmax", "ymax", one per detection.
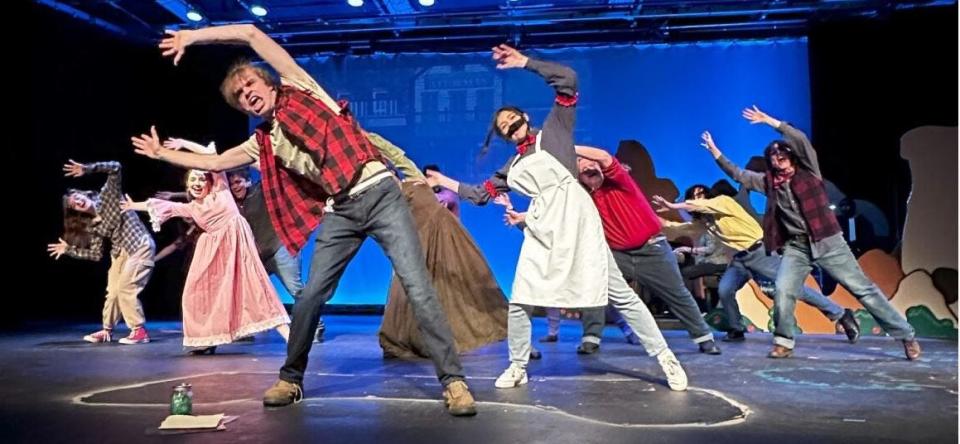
[
  {"xmin": 773, "ymin": 234, "xmax": 914, "ymax": 349},
  {"xmin": 278, "ymin": 178, "xmax": 464, "ymax": 386},
  {"xmin": 718, "ymin": 247, "xmax": 843, "ymax": 333},
  {"xmin": 263, "ymin": 247, "xmax": 325, "ymax": 331},
  {"xmin": 264, "ymin": 247, "xmax": 303, "ymax": 298}
]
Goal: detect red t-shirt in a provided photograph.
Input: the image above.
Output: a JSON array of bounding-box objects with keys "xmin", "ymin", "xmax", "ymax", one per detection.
[{"xmin": 589, "ymin": 158, "xmax": 662, "ymax": 250}]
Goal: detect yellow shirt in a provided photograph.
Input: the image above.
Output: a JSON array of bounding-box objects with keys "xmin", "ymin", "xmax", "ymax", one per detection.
[{"xmin": 661, "ymin": 195, "xmax": 763, "ymax": 251}]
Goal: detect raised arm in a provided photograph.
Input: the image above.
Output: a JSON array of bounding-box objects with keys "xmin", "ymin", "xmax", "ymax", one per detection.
[
  {"xmin": 159, "ymin": 25, "xmax": 340, "ymax": 113},
  {"xmin": 516, "ymin": 53, "xmax": 577, "ymax": 98},
  {"xmin": 64, "ymin": 160, "xmax": 120, "ymax": 190},
  {"xmin": 132, "ymin": 126, "xmax": 254, "ymax": 172},
  {"xmin": 651, "ymin": 195, "xmax": 699, "ymax": 214},
  {"xmin": 574, "ymin": 145, "xmax": 614, "ymax": 169},
  {"xmin": 65, "ymin": 158, "xmax": 121, "ymax": 187},
  {"xmin": 742, "ymin": 105, "xmax": 820, "ymax": 178},
  {"xmin": 63, "ymin": 160, "xmax": 121, "ymax": 178},
  {"xmin": 154, "ymin": 191, "xmax": 189, "ymax": 201},
  {"xmin": 426, "ymin": 158, "xmax": 512, "ymax": 206},
  {"xmin": 163, "ymin": 137, "xmax": 217, "ymax": 155},
  {"xmin": 494, "ymin": 44, "xmax": 578, "ymax": 169},
  {"xmin": 120, "ymin": 195, "xmax": 150, "ymax": 213},
  {"xmin": 701, "ymin": 131, "xmax": 766, "ymax": 193}
]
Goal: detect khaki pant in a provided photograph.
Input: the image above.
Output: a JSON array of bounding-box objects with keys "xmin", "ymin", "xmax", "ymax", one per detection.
[{"xmin": 102, "ymin": 238, "xmax": 154, "ymax": 330}]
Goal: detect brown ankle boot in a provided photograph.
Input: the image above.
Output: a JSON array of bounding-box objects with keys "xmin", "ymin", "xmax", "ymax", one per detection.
[
  {"xmin": 768, "ymin": 344, "xmax": 794, "ymax": 359},
  {"xmin": 902, "ymin": 339, "xmax": 922, "ymax": 361},
  {"xmin": 262, "ymin": 380, "xmax": 303, "ymax": 407},
  {"xmin": 442, "ymin": 380, "xmax": 477, "ymax": 417}
]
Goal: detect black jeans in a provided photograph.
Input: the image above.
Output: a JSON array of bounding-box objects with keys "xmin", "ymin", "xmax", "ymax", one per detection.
[{"xmin": 582, "ymin": 240, "xmax": 715, "ymax": 344}]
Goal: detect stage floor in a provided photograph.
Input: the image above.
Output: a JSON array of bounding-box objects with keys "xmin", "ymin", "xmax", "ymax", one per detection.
[{"xmin": 2, "ymin": 315, "xmax": 956, "ymax": 443}]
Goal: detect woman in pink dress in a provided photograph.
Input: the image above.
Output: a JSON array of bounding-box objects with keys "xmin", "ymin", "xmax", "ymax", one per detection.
[{"xmin": 123, "ymin": 139, "xmax": 290, "ymax": 354}]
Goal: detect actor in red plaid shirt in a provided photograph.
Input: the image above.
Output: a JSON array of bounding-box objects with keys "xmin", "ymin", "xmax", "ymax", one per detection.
[
  {"xmin": 705, "ymin": 105, "xmax": 919, "ymax": 361},
  {"xmin": 131, "ymin": 24, "xmax": 475, "ymax": 416}
]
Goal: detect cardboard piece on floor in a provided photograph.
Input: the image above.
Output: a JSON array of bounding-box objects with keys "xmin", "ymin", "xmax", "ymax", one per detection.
[{"xmin": 159, "ymin": 414, "xmax": 225, "ymax": 430}]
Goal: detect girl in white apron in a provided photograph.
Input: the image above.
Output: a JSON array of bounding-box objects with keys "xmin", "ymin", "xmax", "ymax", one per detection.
[{"xmin": 427, "ymin": 45, "xmax": 687, "ymax": 391}]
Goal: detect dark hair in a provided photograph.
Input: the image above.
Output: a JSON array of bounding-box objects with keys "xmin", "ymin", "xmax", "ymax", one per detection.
[
  {"xmin": 227, "ymin": 167, "xmax": 252, "ymax": 181},
  {"xmin": 745, "ymin": 156, "xmax": 767, "ymax": 173},
  {"xmin": 422, "ymin": 164, "xmax": 440, "ymax": 175},
  {"xmin": 62, "ymin": 189, "xmax": 97, "ymax": 249},
  {"xmin": 480, "ymin": 105, "xmax": 526, "ymax": 158},
  {"xmin": 682, "ymin": 184, "xmax": 712, "ymax": 220},
  {"xmin": 763, "ymin": 140, "xmax": 799, "ymax": 170},
  {"xmin": 710, "ymin": 179, "xmax": 738, "ymax": 197},
  {"xmin": 684, "ymin": 184, "xmax": 712, "ymax": 201}
]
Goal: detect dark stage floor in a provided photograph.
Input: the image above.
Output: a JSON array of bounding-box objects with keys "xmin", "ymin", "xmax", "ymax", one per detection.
[{"xmin": 1, "ymin": 315, "xmax": 956, "ymax": 443}]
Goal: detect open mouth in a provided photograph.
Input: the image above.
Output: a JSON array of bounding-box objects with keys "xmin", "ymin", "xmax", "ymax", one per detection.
[{"xmin": 249, "ymin": 96, "xmax": 263, "ymax": 113}]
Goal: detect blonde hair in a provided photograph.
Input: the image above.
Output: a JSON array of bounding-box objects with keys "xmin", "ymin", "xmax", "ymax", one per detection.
[{"xmin": 220, "ymin": 60, "xmax": 279, "ymax": 110}]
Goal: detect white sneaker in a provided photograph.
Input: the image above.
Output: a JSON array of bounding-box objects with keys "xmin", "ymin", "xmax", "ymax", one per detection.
[
  {"xmin": 656, "ymin": 349, "xmax": 688, "ymax": 391},
  {"xmin": 83, "ymin": 329, "xmax": 112, "ymax": 343},
  {"xmin": 494, "ymin": 363, "xmax": 528, "ymax": 389}
]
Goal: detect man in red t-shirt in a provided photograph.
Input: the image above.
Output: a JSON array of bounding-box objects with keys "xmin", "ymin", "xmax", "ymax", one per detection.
[{"xmin": 574, "ymin": 145, "xmax": 720, "ymax": 355}]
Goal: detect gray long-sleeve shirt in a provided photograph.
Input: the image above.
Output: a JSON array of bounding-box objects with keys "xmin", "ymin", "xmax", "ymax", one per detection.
[
  {"xmin": 715, "ymin": 122, "xmax": 843, "ymax": 258},
  {"xmin": 459, "ymin": 57, "xmax": 579, "ymax": 205}
]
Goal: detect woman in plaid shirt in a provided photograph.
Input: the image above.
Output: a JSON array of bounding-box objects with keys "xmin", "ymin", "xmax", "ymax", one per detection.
[{"xmin": 48, "ymin": 160, "xmax": 155, "ymax": 345}]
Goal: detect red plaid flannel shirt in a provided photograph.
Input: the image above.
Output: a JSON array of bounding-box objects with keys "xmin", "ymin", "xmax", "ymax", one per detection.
[
  {"xmin": 762, "ymin": 168, "xmax": 841, "ymax": 251},
  {"xmin": 255, "ymin": 86, "xmax": 382, "ymax": 253}
]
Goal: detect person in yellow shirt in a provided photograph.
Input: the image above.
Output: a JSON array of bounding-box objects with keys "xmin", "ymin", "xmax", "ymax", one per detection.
[{"xmin": 653, "ymin": 185, "xmax": 859, "ymax": 343}]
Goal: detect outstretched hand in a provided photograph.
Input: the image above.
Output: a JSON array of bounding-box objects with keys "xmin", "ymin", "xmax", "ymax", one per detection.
[
  {"xmin": 131, "ymin": 126, "xmax": 164, "ymax": 160},
  {"xmin": 159, "ymin": 29, "xmax": 195, "ymax": 66},
  {"xmin": 492, "ymin": 44, "xmax": 529, "ymax": 70},
  {"xmin": 63, "ymin": 160, "xmax": 86, "ymax": 178},
  {"xmin": 47, "ymin": 238, "xmax": 68, "ymax": 260}
]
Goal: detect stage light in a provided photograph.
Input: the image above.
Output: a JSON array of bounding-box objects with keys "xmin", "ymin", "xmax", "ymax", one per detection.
[
  {"xmin": 419, "ymin": 0, "xmax": 435, "ymax": 6},
  {"xmin": 250, "ymin": 5, "xmax": 268, "ymax": 17},
  {"xmin": 348, "ymin": 0, "xmax": 364, "ymax": 7},
  {"xmin": 186, "ymin": 10, "xmax": 203, "ymax": 22}
]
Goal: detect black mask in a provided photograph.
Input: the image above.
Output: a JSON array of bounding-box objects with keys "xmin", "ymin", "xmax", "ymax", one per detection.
[{"xmin": 504, "ymin": 117, "xmax": 526, "ymax": 139}]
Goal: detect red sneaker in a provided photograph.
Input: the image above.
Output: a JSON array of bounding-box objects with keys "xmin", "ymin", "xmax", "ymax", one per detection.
[{"xmin": 118, "ymin": 327, "xmax": 150, "ymax": 345}]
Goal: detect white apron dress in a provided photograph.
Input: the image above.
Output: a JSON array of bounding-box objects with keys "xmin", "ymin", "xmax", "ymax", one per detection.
[{"xmin": 506, "ymin": 131, "xmax": 609, "ymax": 308}]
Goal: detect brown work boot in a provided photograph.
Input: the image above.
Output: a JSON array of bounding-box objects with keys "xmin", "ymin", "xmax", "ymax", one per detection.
[
  {"xmin": 902, "ymin": 339, "xmax": 922, "ymax": 361},
  {"xmin": 767, "ymin": 344, "xmax": 794, "ymax": 359},
  {"xmin": 263, "ymin": 380, "xmax": 303, "ymax": 407},
  {"xmin": 442, "ymin": 380, "xmax": 477, "ymax": 417}
]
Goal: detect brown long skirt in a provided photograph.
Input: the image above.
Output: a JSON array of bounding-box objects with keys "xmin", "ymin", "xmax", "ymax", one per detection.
[{"xmin": 378, "ymin": 182, "xmax": 508, "ymax": 359}]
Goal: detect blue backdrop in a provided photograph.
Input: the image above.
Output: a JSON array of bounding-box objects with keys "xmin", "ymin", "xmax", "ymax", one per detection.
[{"xmin": 261, "ymin": 38, "xmax": 811, "ymax": 304}]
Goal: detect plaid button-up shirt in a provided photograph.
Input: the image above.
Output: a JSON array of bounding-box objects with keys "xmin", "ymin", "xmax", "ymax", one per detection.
[
  {"xmin": 66, "ymin": 162, "xmax": 152, "ymax": 261},
  {"xmin": 255, "ymin": 86, "xmax": 382, "ymax": 253}
]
